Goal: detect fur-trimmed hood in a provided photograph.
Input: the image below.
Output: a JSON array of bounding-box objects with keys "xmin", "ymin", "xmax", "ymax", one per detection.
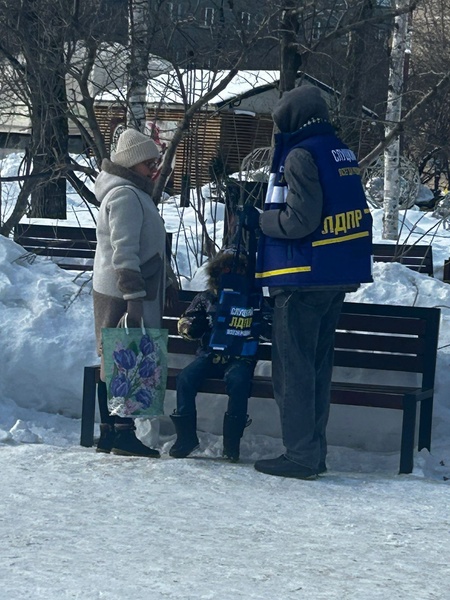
[
  {"xmin": 205, "ymin": 249, "xmax": 248, "ymax": 292},
  {"xmin": 95, "ymin": 158, "xmax": 155, "ymax": 204}
]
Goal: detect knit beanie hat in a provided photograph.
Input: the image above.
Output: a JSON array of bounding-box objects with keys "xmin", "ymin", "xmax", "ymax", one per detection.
[{"xmin": 113, "ymin": 128, "xmax": 160, "ymax": 168}]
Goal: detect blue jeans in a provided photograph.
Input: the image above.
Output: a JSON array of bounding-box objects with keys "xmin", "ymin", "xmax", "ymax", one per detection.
[
  {"xmin": 272, "ymin": 290, "xmax": 345, "ymax": 470},
  {"xmin": 176, "ymin": 354, "xmax": 255, "ymax": 417}
]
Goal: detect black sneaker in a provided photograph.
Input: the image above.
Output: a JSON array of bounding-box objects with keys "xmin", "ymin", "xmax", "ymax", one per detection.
[
  {"xmin": 96, "ymin": 424, "xmax": 115, "ymax": 454},
  {"xmin": 254, "ymin": 454, "xmax": 317, "ymax": 480},
  {"xmin": 111, "ymin": 428, "xmax": 160, "ymax": 458}
]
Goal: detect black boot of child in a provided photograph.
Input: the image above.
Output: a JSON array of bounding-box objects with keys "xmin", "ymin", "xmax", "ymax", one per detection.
[
  {"xmin": 169, "ymin": 412, "xmax": 200, "ymax": 458},
  {"xmin": 111, "ymin": 423, "xmax": 160, "ymax": 458},
  {"xmin": 222, "ymin": 412, "xmax": 252, "ymax": 463}
]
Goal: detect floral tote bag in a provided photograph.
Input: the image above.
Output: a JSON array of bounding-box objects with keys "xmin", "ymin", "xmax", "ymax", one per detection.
[{"xmin": 101, "ymin": 318, "xmax": 168, "ymax": 418}]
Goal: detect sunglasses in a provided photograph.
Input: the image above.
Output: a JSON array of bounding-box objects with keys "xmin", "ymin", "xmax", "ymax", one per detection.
[{"xmin": 143, "ymin": 159, "xmax": 160, "ymax": 169}]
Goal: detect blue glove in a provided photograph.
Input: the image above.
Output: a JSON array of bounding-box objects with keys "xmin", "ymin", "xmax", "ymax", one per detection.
[{"xmin": 241, "ymin": 204, "xmax": 261, "ymax": 231}]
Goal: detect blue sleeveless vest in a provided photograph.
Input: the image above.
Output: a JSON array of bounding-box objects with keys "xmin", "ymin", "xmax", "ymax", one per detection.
[{"xmin": 256, "ymin": 125, "xmax": 373, "ymax": 287}]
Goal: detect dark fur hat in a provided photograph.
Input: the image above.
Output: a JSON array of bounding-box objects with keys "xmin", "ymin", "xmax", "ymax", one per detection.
[{"xmin": 205, "ymin": 248, "xmax": 248, "ymax": 291}]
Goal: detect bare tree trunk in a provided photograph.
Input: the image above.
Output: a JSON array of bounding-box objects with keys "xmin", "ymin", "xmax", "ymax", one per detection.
[
  {"xmin": 25, "ymin": 27, "xmax": 68, "ymax": 219},
  {"xmin": 127, "ymin": 0, "xmax": 150, "ymax": 132},
  {"xmin": 28, "ymin": 52, "xmax": 69, "ymax": 220},
  {"xmin": 279, "ymin": 1, "xmax": 301, "ymax": 94},
  {"xmin": 339, "ymin": 0, "xmax": 373, "ymax": 155},
  {"xmin": 383, "ymin": 0, "xmax": 409, "ymax": 240}
]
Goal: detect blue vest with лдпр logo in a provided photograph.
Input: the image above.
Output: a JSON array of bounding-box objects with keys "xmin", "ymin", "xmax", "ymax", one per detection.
[
  {"xmin": 256, "ymin": 127, "xmax": 373, "ymax": 287},
  {"xmin": 208, "ymin": 273, "xmax": 263, "ymax": 357}
]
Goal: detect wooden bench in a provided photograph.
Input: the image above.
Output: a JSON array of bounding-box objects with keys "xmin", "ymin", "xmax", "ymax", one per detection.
[
  {"xmin": 80, "ymin": 291, "xmax": 440, "ymax": 474},
  {"xmin": 373, "ymin": 242, "xmax": 434, "ymax": 276},
  {"xmin": 14, "ymin": 224, "xmax": 174, "ymax": 273},
  {"xmin": 14, "ymin": 223, "xmax": 97, "ymax": 271}
]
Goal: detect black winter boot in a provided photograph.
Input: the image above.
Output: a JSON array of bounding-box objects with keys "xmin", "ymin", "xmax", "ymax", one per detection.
[
  {"xmin": 96, "ymin": 423, "xmax": 116, "ymax": 453},
  {"xmin": 111, "ymin": 424, "xmax": 160, "ymax": 458},
  {"xmin": 169, "ymin": 412, "xmax": 199, "ymax": 458},
  {"xmin": 254, "ymin": 454, "xmax": 317, "ymax": 480},
  {"xmin": 222, "ymin": 412, "xmax": 252, "ymax": 463}
]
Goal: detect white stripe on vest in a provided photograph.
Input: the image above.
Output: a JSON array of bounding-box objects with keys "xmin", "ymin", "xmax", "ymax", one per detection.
[{"xmin": 265, "ymin": 173, "xmax": 288, "ymax": 205}]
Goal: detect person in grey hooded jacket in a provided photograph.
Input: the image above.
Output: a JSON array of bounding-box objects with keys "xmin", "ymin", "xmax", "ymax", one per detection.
[
  {"xmin": 247, "ymin": 85, "xmax": 372, "ymax": 479},
  {"xmin": 93, "ymin": 128, "xmax": 173, "ymax": 458}
]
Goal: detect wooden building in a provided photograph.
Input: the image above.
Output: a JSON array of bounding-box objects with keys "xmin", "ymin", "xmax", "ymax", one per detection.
[{"xmin": 94, "ymin": 70, "xmax": 279, "ymax": 194}]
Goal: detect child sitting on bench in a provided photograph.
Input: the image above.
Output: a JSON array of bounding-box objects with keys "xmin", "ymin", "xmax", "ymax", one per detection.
[{"xmin": 169, "ymin": 248, "xmax": 269, "ymax": 462}]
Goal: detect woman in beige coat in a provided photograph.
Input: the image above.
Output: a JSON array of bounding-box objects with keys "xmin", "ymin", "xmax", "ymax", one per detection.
[{"xmin": 93, "ymin": 128, "xmax": 170, "ymax": 458}]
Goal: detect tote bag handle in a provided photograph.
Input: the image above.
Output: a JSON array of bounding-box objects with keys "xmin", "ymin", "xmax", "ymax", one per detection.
[{"xmin": 118, "ymin": 314, "xmax": 146, "ymax": 335}]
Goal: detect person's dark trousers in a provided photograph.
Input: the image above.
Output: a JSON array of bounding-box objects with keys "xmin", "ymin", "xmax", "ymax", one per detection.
[
  {"xmin": 176, "ymin": 354, "xmax": 255, "ymax": 417},
  {"xmin": 98, "ymin": 380, "xmax": 114, "ymax": 425},
  {"xmin": 271, "ymin": 290, "xmax": 345, "ymax": 471},
  {"xmin": 96, "ymin": 380, "xmax": 115, "ymax": 453},
  {"xmin": 97, "ymin": 379, "xmax": 134, "ymax": 427}
]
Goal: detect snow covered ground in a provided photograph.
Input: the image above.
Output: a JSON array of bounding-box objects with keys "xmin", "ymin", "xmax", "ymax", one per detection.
[{"xmin": 1, "ymin": 154, "xmax": 450, "ymax": 599}]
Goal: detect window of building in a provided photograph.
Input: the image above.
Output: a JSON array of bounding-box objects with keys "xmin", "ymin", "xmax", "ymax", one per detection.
[
  {"xmin": 201, "ymin": 7, "xmax": 214, "ymax": 27},
  {"xmin": 312, "ymin": 21, "xmax": 321, "ymax": 41},
  {"xmin": 241, "ymin": 12, "xmax": 251, "ymax": 28},
  {"xmin": 167, "ymin": 3, "xmax": 184, "ymax": 20}
]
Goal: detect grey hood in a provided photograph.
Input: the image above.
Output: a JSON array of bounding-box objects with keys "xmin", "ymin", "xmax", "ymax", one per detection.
[{"xmin": 272, "ymin": 85, "xmax": 330, "ymax": 133}]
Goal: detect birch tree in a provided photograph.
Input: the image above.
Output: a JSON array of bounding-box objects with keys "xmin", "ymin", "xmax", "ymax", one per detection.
[
  {"xmin": 397, "ymin": 0, "xmax": 450, "ymax": 191},
  {"xmin": 383, "ymin": 0, "xmax": 410, "ymax": 240},
  {"xmin": 127, "ymin": 0, "xmax": 151, "ymax": 132},
  {"xmin": 274, "ymin": 0, "xmax": 410, "ymax": 153}
]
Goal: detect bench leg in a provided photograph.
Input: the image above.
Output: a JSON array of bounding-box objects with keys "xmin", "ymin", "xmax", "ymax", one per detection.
[
  {"xmin": 418, "ymin": 397, "xmax": 433, "ymax": 452},
  {"xmin": 399, "ymin": 401, "xmax": 417, "ymax": 474},
  {"xmin": 80, "ymin": 366, "xmax": 98, "ymax": 447}
]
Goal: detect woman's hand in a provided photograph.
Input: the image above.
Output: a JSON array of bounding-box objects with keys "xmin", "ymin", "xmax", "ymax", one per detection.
[{"xmin": 126, "ymin": 299, "xmax": 144, "ymax": 327}]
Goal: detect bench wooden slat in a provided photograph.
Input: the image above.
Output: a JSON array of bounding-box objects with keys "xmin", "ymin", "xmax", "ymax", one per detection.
[
  {"xmin": 335, "ymin": 331, "xmax": 422, "ymax": 354},
  {"xmin": 15, "ymin": 223, "xmax": 97, "ymax": 242},
  {"xmin": 334, "ymin": 351, "xmax": 424, "ymax": 373},
  {"xmin": 338, "ymin": 313, "xmax": 427, "ymax": 335},
  {"xmin": 373, "ymin": 242, "xmax": 432, "ymax": 258},
  {"xmin": 18, "ymin": 238, "xmax": 96, "ymax": 251},
  {"xmin": 22, "ymin": 247, "xmax": 95, "ymax": 259},
  {"xmin": 372, "ymin": 242, "xmax": 433, "ymax": 276},
  {"xmin": 14, "ymin": 223, "xmax": 97, "ymax": 272},
  {"xmin": 166, "ymin": 369, "xmax": 427, "ymax": 409},
  {"xmin": 331, "ymin": 386, "xmax": 418, "ymax": 410},
  {"xmin": 59, "ymin": 264, "xmax": 94, "ymax": 271}
]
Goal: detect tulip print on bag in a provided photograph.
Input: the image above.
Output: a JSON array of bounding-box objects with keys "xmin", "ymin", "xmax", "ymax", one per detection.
[{"xmin": 102, "ymin": 324, "xmax": 168, "ymax": 418}]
